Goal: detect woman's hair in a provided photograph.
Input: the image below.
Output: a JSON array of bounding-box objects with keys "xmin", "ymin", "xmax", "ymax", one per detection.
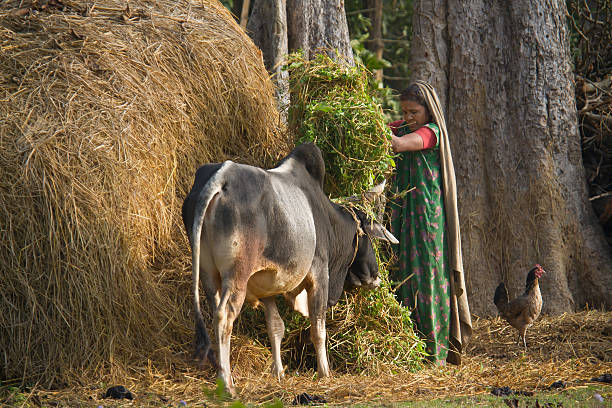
[
  {"xmin": 400, "ymin": 84, "xmax": 431, "ymax": 118},
  {"xmin": 400, "ymin": 84, "xmax": 428, "ymax": 106}
]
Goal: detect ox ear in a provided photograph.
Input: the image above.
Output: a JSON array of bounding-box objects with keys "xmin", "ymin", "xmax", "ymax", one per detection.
[
  {"xmin": 363, "ymin": 180, "xmax": 388, "ymax": 220},
  {"xmin": 363, "ymin": 220, "xmax": 399, "ymax": 244},
  {"xmin": 363, "ymin": 179, "xmax": 386, "ymax": 202},
  {"xmin": 345, "ymin": 180, "xmax": 387, "ymax": 204}
]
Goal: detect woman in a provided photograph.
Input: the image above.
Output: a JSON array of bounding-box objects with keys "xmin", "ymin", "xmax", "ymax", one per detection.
[{"xmin": 389, "ymin": 81, "xmax": 472, "ymax": 365}]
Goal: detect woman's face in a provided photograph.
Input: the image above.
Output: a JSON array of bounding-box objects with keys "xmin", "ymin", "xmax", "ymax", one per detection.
[{"xmin": 401, "ymin": 100, "xmax": 431, "ymax": 132}]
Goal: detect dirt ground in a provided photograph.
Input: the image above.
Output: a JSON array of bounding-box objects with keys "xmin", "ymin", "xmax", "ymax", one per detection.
[{"xmin": 3, "ymin": 310, "xmax": 611, "ymax": 407}]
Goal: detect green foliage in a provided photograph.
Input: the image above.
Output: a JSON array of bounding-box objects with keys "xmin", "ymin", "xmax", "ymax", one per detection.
[
  {"xmin": 345, "ymin": 0, "xmax": 414, "ymax": 92},
  {"xmin": 324, "ymin": 264, "xmax": 428, "ymax": 373},
  {"xmin": 1, "ymin": 387, "xmax": 28, "ymax": 406},
  {"xmin": 351, "ymin": 34, "xmax": 392, "ymax": 72},
  {"xmin": 284, "ymin": 52, "xmax": 395, "ymax": 197},
  {"xmin": 219, "ymin": 0, "xmax": 233, "ymax": 9}
]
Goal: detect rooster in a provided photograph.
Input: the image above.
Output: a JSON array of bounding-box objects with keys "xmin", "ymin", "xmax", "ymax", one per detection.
[{"xmin": 494, "ymin": 264, "xmax": 545, "ymax": 350}]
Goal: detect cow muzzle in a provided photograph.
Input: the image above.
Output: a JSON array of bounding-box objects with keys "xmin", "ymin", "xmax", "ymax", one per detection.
[
  {"xmin": 346, "ymin": 271, "xmax": 380, "ymax": 290},
  {"xmin": 353, "ymin": 274, "xmax": 380, "ymax": 290},
  {"xmin": 362, "ymin": 275, "xmax": 381, "ymax": 289}
]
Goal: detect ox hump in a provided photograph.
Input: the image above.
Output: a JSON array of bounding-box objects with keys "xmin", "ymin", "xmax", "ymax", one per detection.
[{"xmin": 273, "ymin": 143, "xmax": 325, "ymax": 189}]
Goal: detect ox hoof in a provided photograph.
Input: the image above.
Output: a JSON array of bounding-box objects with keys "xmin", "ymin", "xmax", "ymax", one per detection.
[
  {"xmin": 217, "ymin": 379, "xmax": 237, "ymax": 399},
  {"xmin": 317, "ymin": 369, "xmax": 331, "ymax": 379},
  {"xmin": 272, "ymin": 367, "xmax": 285, "ymax": 382},
  {"xmin": 193, "ymin": 347, "xmax": 218, "ymax": 371},
  {"xmin": 225, "ymin": 386, "xmax": 238, "ymax": 399}
]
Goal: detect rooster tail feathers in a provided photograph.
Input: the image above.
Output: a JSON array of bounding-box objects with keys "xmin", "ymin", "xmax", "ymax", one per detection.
[{"xmin": 493, "ymin": 282, "xmax": 508, "ymax": 308}]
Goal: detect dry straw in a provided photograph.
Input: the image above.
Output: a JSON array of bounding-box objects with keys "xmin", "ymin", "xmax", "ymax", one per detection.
[
  {"xmin": 0, "ymin": 0, "xmax": 289, "ymax": 386},
  {"xmin": 9, "ymin": 311, "xmax": 610, "ymax": 406}
]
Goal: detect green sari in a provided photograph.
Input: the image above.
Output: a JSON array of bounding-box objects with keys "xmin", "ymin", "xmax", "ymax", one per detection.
[{"xmin": 390, "ymin": 121, "xmax": 451, "ymax": 364}]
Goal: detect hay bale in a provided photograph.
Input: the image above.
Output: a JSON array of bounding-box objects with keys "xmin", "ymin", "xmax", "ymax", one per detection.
[{"xmin": 0, "ymin": 0, "xmax": 288, "ymax": 385}]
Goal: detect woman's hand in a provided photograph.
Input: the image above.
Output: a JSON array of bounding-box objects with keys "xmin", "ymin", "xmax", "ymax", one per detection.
[
  {"xmin": 391, "ymin": 135, "xmax": 402, "ymax": 154},
  {"xmin": 391, "ymin": 133, "xmax": 424, "ymax": 153}
]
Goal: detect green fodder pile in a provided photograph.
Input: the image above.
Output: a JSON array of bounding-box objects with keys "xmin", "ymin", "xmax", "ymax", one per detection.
[
  {"xmin": 234, "ymin": 271, "xmax": 427, "ymax": 377},
  {"xmin": 285, "ymin": 52, "xmax": 395, "ymax": 197},
  {"xmin": 0, "ymin": 0, "xmax": 289, "ymax": 386}
]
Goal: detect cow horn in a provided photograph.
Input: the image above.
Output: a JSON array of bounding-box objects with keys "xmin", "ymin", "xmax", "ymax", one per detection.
[{"xmin": 363, "ymin": 221, "xmax": 399, "ymax": 244}]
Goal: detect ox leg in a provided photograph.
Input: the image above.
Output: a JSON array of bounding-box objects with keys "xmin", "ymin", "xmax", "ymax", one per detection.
[
  {"xmin": 214, "ymin": 283, "xmax": 246, "ymax": 397},
  {"xmin": 262, "ymin": 296, "xmax": 285, "ymax": 381},
  {"xmin": 306, "ymin": 281, "xmax": 331, "ymax": 378}
]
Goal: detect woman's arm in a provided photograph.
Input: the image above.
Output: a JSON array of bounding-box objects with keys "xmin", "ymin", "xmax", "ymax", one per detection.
[
  {"xmin": 391, "ymin": 132, "xmax": 424, "ymax": 153},
  {"xmin": 391, "ymin": 126, "xmax": 437, "ymax": 153}
]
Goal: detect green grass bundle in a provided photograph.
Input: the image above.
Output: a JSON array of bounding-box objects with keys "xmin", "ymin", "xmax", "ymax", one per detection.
[
  {"xmin": 236, "ymin": 268, "xmax": 427, "ymax": 375},
  {"xmin": 285, "ymin": 52, "xmax": 395, "ymax": 197}
]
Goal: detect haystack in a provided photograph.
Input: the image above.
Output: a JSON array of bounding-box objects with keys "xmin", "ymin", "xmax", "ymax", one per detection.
[{"xmin": 0, "ymin": 0, "xmax": 289, "ymax": 385}]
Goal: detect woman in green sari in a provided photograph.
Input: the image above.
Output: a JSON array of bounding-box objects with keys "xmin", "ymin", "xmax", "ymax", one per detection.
[{"xmin": 389, "ymin": 82, "xmax": 472, "ymax": 365}]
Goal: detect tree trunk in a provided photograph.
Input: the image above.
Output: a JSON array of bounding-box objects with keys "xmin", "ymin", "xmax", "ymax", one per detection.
[
  {"xmin": 231, "ymin": 0, "xmax": 242, "ymax": 22},
  {"xmin": 409, "ymin": 0, "xmax": 449, "ymax": 104},
  {"xmin": 286, "ymin": 0, "xmax": 354, "ymax": 65},
  {"xmin": 246, "ymin": 0, "xmax": 354, "ymax": 117},
  {"xmin": 367, "ymin": 0, "xmax": 384, "ymax": 81},
  {"xmin": 247, "ymin": 0, "xmax": 289, "ymax": 114},
  {"xmin": 411, "ymin": 0, "xmax": 612, "ymax": 315},
  {"xmin": 239, "ymin": 0, "xmax": 251, "ymax": 27}
]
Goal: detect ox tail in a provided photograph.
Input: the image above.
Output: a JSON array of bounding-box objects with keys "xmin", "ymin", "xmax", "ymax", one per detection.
[{"xmin": 191, "ymin": 161, "xmax": 231, "ymax": 369}]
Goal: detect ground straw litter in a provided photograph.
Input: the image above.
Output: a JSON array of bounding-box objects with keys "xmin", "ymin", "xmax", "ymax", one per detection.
[{"xmin": 2, "ymin": 310, "xmax": 608, "ymax": 406}]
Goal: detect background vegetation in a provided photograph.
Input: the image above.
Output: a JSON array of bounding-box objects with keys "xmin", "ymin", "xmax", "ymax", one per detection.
[
  {"xmin": 567, "ymin": 0, "xmax": 612, "ymax": 245},
  {"xmin": 344, "ymin": 0, "xmax": 413, "ymax": 93}
]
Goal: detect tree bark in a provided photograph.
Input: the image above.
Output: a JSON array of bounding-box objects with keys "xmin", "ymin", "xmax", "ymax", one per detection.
[
  {"xmin": 367, "ymin": 0, "xmax": 384, "ymax": 81},
  {"xmin": 409, "ymin": 0, "xmax": 449, "ymax": 106},
  {"xmin": 246, "ymin": 0, "xmax": 354, "ymax": 117},
  {"xmin": 247, "ymin": 0, "xmax": 289, "ymax": 114},
  {"xmin": 411, "ymin": 0, "xmax": 612, "ymax": 315},
  {"xmin": 239, "ymin": 0, "xmax": 251, "ymax": 27},
  {"xmin": 286, "ymin": 0, "xmax": 354, "ymax": 65}
]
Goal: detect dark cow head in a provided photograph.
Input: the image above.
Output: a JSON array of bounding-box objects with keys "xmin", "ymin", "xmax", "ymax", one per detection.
[{"xmin": 345, "ymin": 209, "xmax": 397, "ymax": 290}]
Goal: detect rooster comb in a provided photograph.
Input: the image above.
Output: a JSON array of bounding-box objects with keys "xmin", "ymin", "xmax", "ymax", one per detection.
[{"xmin": 534, "ymin": 264, "xmax": 546, "ymax": 276}]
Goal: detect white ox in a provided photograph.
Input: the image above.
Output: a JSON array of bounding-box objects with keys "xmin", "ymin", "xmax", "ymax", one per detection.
[{"xmin": 181, "ymin": 143, "xmax": 397, "ymax": 396}]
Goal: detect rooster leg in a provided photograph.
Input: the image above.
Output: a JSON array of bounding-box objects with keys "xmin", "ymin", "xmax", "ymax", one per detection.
[{"xmin": 520, "ymin": 328, "xmax": 528, "ymax": 352}]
